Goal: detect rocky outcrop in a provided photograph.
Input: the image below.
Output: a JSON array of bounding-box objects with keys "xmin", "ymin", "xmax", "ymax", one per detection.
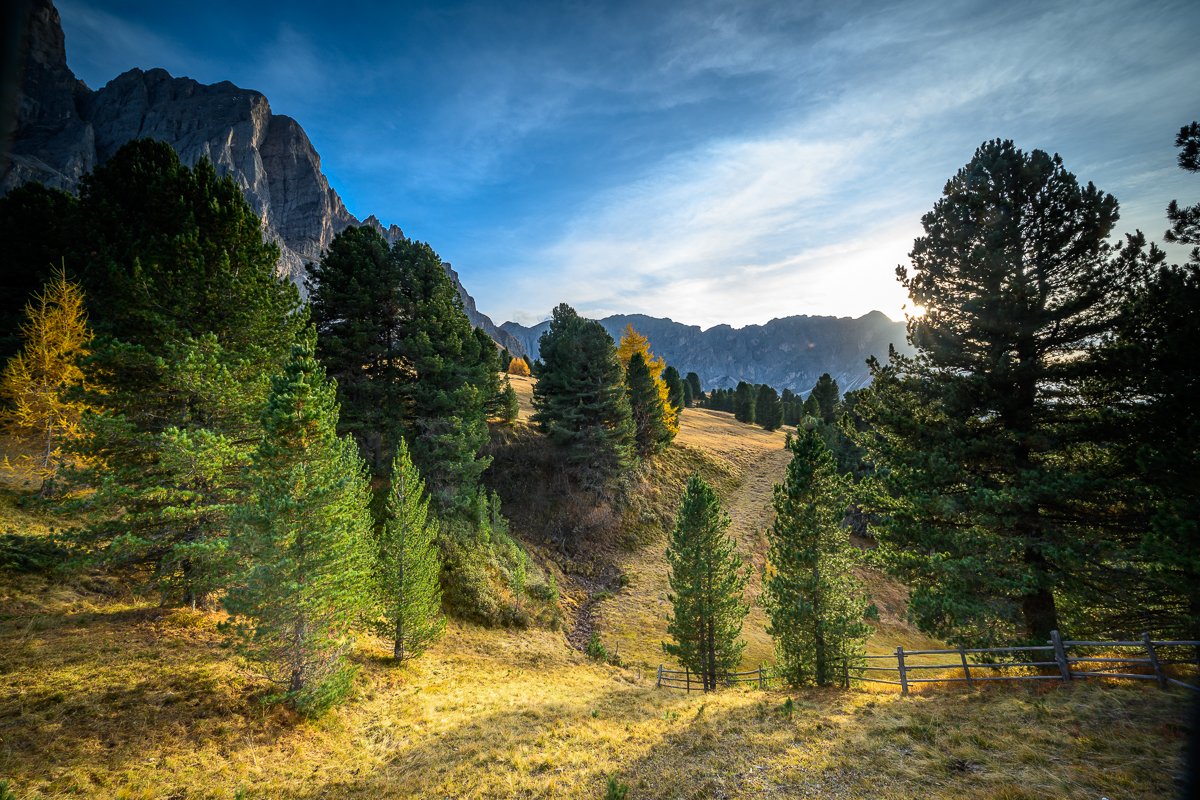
[
  {"xmin": 501, "ymin": 311, "xmax": 913, "ymax": 393},
  {"xmin": 0, "ymin": 0, "xmax": 524, "ymax": 355}
]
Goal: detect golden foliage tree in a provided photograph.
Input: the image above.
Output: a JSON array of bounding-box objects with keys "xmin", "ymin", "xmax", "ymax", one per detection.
[
  {"xmin": 507, "ymin": 356, "xmax": 531, "ymax": 376},
  {"xmin": 0, "ymin": 268, "xmax": 100, "ymax": 495},
  {"xmin": 616, "ymin": 324, "xmax": 678, "ymax": 437}
]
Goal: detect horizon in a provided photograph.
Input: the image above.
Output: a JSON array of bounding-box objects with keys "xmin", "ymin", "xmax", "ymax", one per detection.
[{"xmin": 57, "ymin": 0, "xmax": 1198, "ymax": 328}]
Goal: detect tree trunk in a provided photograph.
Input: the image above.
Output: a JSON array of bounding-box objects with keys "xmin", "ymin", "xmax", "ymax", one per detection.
[
  {"xmin": 394, "ymin": 615, "xmax": 404, "ymax": 661},
  {"xmin": 706, "ymin": 620, "xmax": 717, "ymax": 691}
]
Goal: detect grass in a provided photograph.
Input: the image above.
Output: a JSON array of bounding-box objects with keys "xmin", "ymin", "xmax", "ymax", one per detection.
[{"xmin": 0, "ymin": 397, "xmax": 1192, "ymax": 798}]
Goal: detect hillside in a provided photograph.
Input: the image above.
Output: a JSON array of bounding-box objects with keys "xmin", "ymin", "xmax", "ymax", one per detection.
[{"xmin": 0, "ymin": 399, "xmax": 1190, "ymax": 798}]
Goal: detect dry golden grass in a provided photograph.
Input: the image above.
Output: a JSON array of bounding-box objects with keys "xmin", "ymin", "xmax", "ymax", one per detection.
[{"xmin": 0, "ymin": 399, "xmax": 1191, "ymax": 799}]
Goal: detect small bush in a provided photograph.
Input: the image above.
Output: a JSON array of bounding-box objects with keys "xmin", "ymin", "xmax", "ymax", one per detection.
[
  {"xmin": 604, "ymin": 776, "xmax": 629, "ymax": 800},
  {"xmin": 0, "ymin": 532, "xmax": 68, "ymax": 573},
  {"xmin": 864, "ymin": 602, "xmax": 880, "ymax": 621}
]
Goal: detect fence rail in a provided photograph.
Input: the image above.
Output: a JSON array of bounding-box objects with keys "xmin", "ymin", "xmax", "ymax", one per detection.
[
  {"xmin": 656, "ymin": 631, "xmax": 1200, "ymax": 695},
  {"xmin": 847, "ymin": 631, "xmax": 1200, "ymax": 695}
]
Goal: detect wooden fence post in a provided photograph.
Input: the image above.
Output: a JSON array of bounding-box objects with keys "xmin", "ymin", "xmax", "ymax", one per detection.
[
  {"xmin": 896, "ymin": 646, "xmax": 909, "ymax": 696},
  {"xmin": 685, "ymin": 667, "xmax": 691, "ymax": 693},
  {"xmin": 758, "ymin": 666, "xmax": 764, "ymax": 690},
  {"xmin": 1142, "ymin": 632, "xmax": 1167, "ymax": 689},
  {"xmin": 1050, "ymin": 630, "xmax": 1072, "ymax": 682},
  {"xmin": 959, "ymin": 647, "xmax": 973, "ymax": 689},
  {"xmin": 656, "ymin": 664, "xmax": 662, "ymax": 688},
  {"xmin": 843, "ymin": 656, "xmax": 850, "ymax": 689}
]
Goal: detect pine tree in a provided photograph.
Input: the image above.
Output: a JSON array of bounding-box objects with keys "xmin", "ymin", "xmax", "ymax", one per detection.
[
  {"xmin": 371, "ymin": 438, "xmax": 445, "ymax": 661},
  {"xmin": 855, "ymin": 139, "xmax": 1158, "ymax": 646},
  {"xmin": 809, "ymin": 374, "xmax": 840, "ymax": 425},
  {"xmin": 626, "ymin": 352, "xmax": 671, "ymax": 456},
  {"xmin": 1165, "ymin": 121, "xmax": 1200, "ymax": 265},
  {"xmin": 663, "ymin": 365, "xmax": 686, "ymax": 414},
  {"xmin": 616, "ymin": 325, "xmax": 678, "ymax": 439},
  {"xmin": 663, "ymin": 475, "xmax": 749, "ymax": 691},
  {"xmin": 223, "ymin": 332, "xmax": 373, "ymax": 716},
  {"xmin": 682, "ymin": 380, "xmax": 694, "ymax": 409},
  {"xmin": 392, "ymin": 237, "xmax": 495, "ymax": 509},
  {"xmin": 501, "ymin": 376, "xmax": 519, "ymax": 424},
  {"xmin": 0, "ymin": 268, "xmax": 99, "ymax": 496},
  {"xmin": 733, "ymin": 381, "xmax": 756, "ymax": 424},
  {"xmin": 532, "ymin": 303, "xmax": 635, "ymax": 493},
  {"xmin": 801, "ymin": 393, "xmax": 820, "ymax": 419},
  {"xmin": 306, "ymin": 225, "xmax": 405, "ymax": 475},
  {"xmin": 755, "ymin": 384, "xmax": 783, "ymax": 431},
  {"xmin": 685, "ymin": 372, "xmax": 703, "ymax": 405},
  {"xmin": 764, "ymin": 429, "xmax": 870, "ymax": 687}
]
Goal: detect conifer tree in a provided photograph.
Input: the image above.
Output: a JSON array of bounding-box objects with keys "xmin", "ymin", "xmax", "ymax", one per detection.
[
  {"xmin": 616, "ymin": 325, "xmax": 678, "ymax": 439},
  {"xmin": 685, "ymin": 372, "xmax": 703, "ymax": 404},
  {"xmin": 733, "ymin": 381, "xmax": 756, "ymax": 424},
  {"xmin": 501, "ymin": 376, "xmax": 519, "ymax": 424},
  {"xmin": 809, "ymin": 373, "xmax": 840, "ymax": 425},
  {"xmin": 370, "ymin": 438, "xmax": 445, "ymax": 661},
  {"xmin": 664, "ymin": 475, "xmax": 749, "ymax": 691},
  {"xmin": 764, "ymin": 429, "xmax": 870, "ymax": 686},
  {"xmin": 392, "ymin": 237, "xmax": 495, "ymax": 509},
  {"xmin": 306, "ymin": 225, "xmax": 405, "ymax": 475},
  {"xmin": 1165, "ymin": 121, "xmax": 1200, "ymax": 264},
  {"xmin": 626, "ymin": 352, "xmax": 671, "ymax": 456},
  {"xmin": 223, "ymin": 332, "xmax": 373, "ymax": 716},
  {"xmin": 682, "ymin": 380, "xmax": 694, "ymax": 409},
  {"xmin": 855, "ymin": 139, "xmax": 1158, "ymax": 646},
  {"xmin": 663, "ymin": 365, "xmax": 686, "ymax": 413},
  {"xmin": 801, "ymin": 393, "xmax": 820, "ymax": 420},
  {"xmin": 507, "ymin": 357, "xmax": 531, "ymax": 376},
  {"xmin": 1, "ymin": 268, "xmax": 99, "ymax": 496},
  {"xmin": 755, "ymin": 384, "xmax": 783, "ymax": 431},
  {"xmin": 532, "ymin": 303, "xmax": 635, "ymax": 493}
]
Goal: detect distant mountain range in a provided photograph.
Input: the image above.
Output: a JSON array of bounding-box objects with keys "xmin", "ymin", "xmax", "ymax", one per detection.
[
  {"xmin": 501, "ymin": 312, "xmax": 912, "ymax": 393},
  {"xmin": 2, "ymin": 0, "xmax": 914, "ymax": 391}
]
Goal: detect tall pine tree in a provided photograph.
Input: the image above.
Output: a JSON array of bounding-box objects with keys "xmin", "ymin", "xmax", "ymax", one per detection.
[
  {"xmin": 755, "ymin": 384, "xmax": 783, "ymax": 431},
  {"xmin": 664, "ymin": 475, "xmax": 749, "ymax": 691},
  {"xmin": 370, "ymin": 438, "xmax": 445, "ymax": 661},
  {"xmin": 626, "ymin": 352, "xmax": 672, "ymax": 456},
  {"xmin": 855, "ymin": 139, "xmax": 1157, "ymax": 646},
  {"xmin": 764, "ymin": 429, "xmax": 870, "ymax": 686},
  {"xmin": 733, "ymin": 381, "xmax": 756, "ymax": 424},
  {"xmin": 532, "ymin": 303, "xmax": 635, "ymax": 493},
  {"xmin": 223, "ymin": 332, "xmax": 373, "ymax": 716}
]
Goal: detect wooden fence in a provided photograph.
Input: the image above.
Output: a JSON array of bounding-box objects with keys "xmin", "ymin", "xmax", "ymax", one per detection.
[
  {"xmin": 655, "ymin": 631, "xmax": 1200, "ymax": 695},
  {"xmin": 655, "ymin": 664, "xmax": 770, "ymax": 692},
  {"xmin": 849, "ymin": 631, "xmax": 1200, "ymax": 695}
]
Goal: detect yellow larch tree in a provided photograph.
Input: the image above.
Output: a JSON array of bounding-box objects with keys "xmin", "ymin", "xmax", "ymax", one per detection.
[
  {"xmin": 616, "ymin": 324, "xmax": 679, "ymax": 437},
  {"xmin": 1, "ymin": 267, "xmax": 100, "ymax": 495},
  {"xmin": 507, "ymin": 356, "xmax": 531, "ymax": 376}
]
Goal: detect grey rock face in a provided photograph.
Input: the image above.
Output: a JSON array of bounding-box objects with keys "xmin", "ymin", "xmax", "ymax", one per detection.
[
  {"xmin": 501, "ymin": 310, "xmax": 913, "ymax": 394},
  {"xmin": 1, "ymin": 0, "xmax": 525, "ymax": 356}
]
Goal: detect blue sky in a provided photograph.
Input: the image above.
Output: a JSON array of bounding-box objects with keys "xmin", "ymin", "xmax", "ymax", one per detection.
[{"xmin": 58, "ymin": 0, "xmax": 1199, "ymax": 328}]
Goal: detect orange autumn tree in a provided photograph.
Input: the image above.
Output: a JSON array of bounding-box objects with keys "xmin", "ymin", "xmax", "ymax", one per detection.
[
  {"xmin": 1, "ymin": 267, "xmax": 101, "ymax": 496},
  {"xmin": 616, "ymin": 324, "xmax": 679, "ymax": 441},
  {"xmin": 507, "ymin": 356, "xmax": 531, "ymax": 376}
]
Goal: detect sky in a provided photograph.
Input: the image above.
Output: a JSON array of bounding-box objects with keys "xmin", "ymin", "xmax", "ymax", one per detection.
[{"xmin": 57, "ymin": 0, "xmax": 1199, "ymax": 329}]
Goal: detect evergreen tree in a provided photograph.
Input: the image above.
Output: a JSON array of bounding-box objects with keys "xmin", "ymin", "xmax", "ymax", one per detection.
[
  {"xmin": 1165, "ymin": 121, "xmax": 1200, "ymax": 265},
  {"xmin": 801, "ymin": 393, "xmax": 820, "ymax": 419},
  {"xmin": 685, "ymin": 372, "xmax": 703, "ymax": 404},
  {"xmin": 223, "ymin": 332, "xmax": 373, "ymax": 716},
  {"xmin": 855, "ymin": 139, "xmax": 1157, "ymax": 646},
  {"xmin": 501, "ymin": 376, "xmax": 519, "ymax": 424},
  {"xmin": 626, "ymin": 352, "xmax": 671, "ymax": 456},
  {"xmin": 306, "ymin": 226, "xmax": 405, "ymax": 475},
  {"xmin": 663, "ymin": 365, "xmax": 686, "ymax": 414},
  {"xmin": 0, "ymin": 268, "xmax": 99, "ymax": 496},
  {"xmin": 617, "ymin": 325, "xmax": 678, "ymax": 439},
  {"xmin": 532, "ymin": 303, "xmax": 635, "ymax": 493},
  {"xmin": 371, "ymin": 438, "xmax": 445, "ymax": 661},
  {"xmin": 809, "ymin": 373, "xmax": 840, "ymax": 425},
  {"xmin": 682, "ymin": 380, "xmax": 694, "ymax": 409},
  {"xmin": 764, "ymin": 429, "xmax": 870, "ymax": 686},
  {"xmin": 664, "ymin": 475, "xmax": 749, "ymax": 691},
  {"xmin": 755, "ymin": 384, "xmax": 783, "ymax": 431},
  {"xmin": 733, "ymin": 381, "xmax": 756, "ymax": 424},
  {"xmin": 392, "ymin": 237, "xmax": 495, "ymax": 509}
]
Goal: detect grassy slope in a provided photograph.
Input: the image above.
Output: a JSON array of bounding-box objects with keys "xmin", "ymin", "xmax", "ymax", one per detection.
[{"xmin": 0, "ymin": 394, "xmax": 1191, "ymax": 799}]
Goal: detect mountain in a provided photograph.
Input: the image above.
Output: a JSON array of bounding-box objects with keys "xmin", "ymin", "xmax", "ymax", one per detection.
[
  {"xmin": 0, "ymin": 0, "xmax": 525, "ymax": 356},
  {"xmin": 501, "ymin": 311, "xmax": 913, "ymax": 394}
]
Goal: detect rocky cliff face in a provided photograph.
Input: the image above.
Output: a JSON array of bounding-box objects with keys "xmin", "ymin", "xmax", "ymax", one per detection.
[
  {"xmin": 501, "ymin": 311, "xmax": 914, "ymax": 394},
  {"xmin": 0, "ymin": 0, "xmax": 525, "ymax": 356}
]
